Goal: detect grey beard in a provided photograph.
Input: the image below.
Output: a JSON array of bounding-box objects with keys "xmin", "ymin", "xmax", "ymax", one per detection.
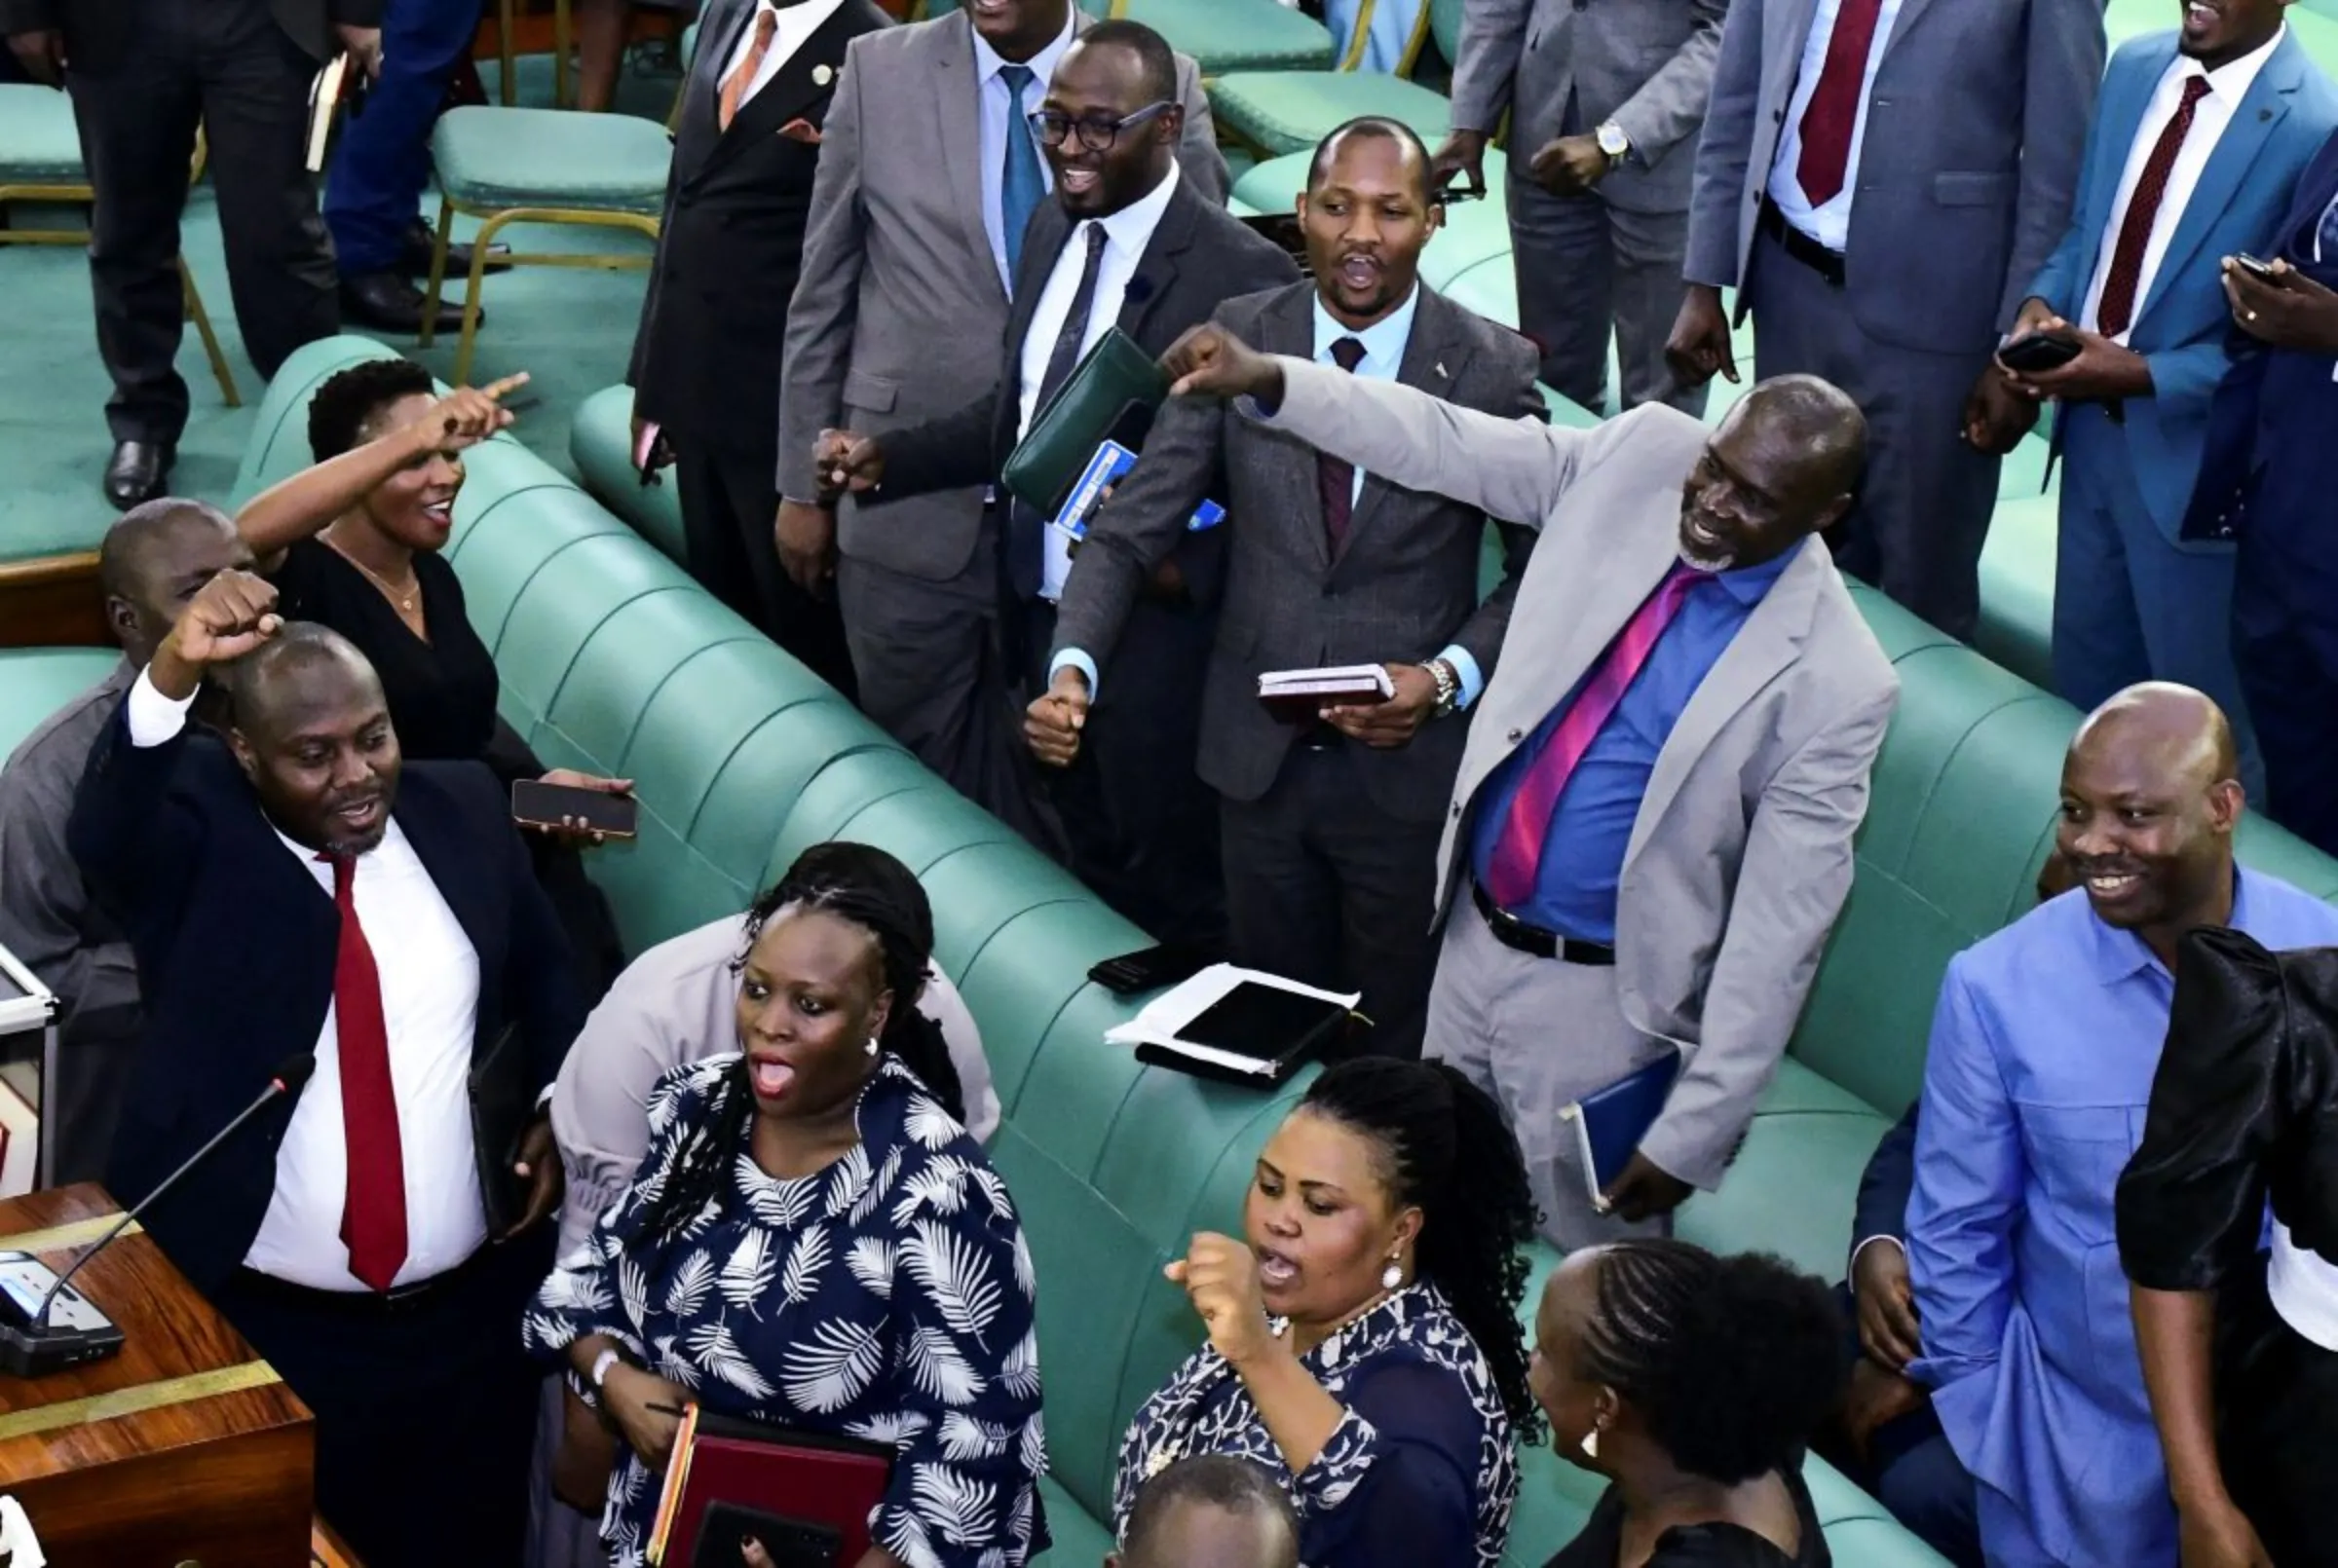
[{"xmin": 1678, "ymin": 542, "xmax": 1734, "ymax": 574}]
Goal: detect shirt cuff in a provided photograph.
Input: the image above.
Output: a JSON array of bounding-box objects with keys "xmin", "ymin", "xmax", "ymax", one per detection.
[
  {"xmin": 1436, "ymin": 645, "xmax": 1484, "ymax": 710},
  {"xmin": 127, "ymin": 665, "xmax": 197, "ymax": 748},
  {"xmin": 1049, "ymin": 648, "xmax": 1101, "ymax": 700},
  {"xmin": 1848, "ymin": 1233, "xmax": 1904, "ymax": 1280}
]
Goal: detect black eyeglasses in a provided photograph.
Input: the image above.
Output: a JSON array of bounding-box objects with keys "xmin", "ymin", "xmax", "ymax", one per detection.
[{"xmin": 1027, "ymin": 100, "xmax": 1176, "ymax": 152}]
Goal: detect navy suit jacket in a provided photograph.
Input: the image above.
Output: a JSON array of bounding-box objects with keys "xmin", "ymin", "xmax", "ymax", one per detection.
[
  {"xmin": 67, "ymin": 701, "xmax": 583, "ymax": 1295},
  {"xmin": 1852, "ymin": 1101, "xmax": 1920, "ymax": 1266}
]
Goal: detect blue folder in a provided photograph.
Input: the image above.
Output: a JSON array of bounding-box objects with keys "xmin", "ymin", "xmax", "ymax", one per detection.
[{"xmin": 1560, "ymin": 1050, "xmax": 1682, "ymax": 1209}]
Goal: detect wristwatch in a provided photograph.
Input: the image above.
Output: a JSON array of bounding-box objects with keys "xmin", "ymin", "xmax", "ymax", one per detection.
[
  {"xmin": 1595, "ymin": 120, "xmax": 1631, "ymax": 168},
  {"xmin": 1426, "ymin": 658, "xmax": 1461, "ymax": 718}
]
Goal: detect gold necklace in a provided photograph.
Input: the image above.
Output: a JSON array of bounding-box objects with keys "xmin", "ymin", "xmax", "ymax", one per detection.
[{"xmin": 327, "ymin": 535, "xmax": 421, "ymax": 614}]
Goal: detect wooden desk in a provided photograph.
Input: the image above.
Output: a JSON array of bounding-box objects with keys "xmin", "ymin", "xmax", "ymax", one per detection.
[{"xmin": 0, "ymin": 1185, "xmax": 316, "ymax": 1567}]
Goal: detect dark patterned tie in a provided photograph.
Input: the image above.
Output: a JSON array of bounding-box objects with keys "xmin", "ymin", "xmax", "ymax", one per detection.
[
  {"xmin": 1009, "ymin": 224, "xmax": 1112, "ymax": 602},
  {"xmin": 1317, "ymin": 336, "xmax": 1367, "ymax": 555},
  {"xmin": 2095, "ymin": 77, "xmax": 2212, "ymax": 339}
]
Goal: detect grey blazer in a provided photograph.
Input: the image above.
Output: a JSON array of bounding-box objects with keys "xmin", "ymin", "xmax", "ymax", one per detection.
[
  {"xmin": 775, "ymin": 11, "xmax": 1228, "ymax": 583},
  {"xmin": 1682, "ymin": 0, "xmax": 2104, "ymax": 347},
  {"xmin": 1450, "ymin": 0, "xmax": 1729, "ymax": 215},
  {"xmin": 1049, "ymin": 281, "xmax": 1544, "ymax": 824},
  {"xmin": 1263, "ymin": 362, "xmax": 1899, "ymax": 1190}
]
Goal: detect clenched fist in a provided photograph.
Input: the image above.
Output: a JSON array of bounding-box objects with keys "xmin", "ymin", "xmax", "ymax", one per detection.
[
  {"xmin": 1166, "ymin": 1230, "xmax": 1278, "ymax": 1367},
  {"xmin": 151, "ymin": 570, "xmax": 283, "ymax": 700},
  {"xmin": 1160, "ymin": 324, "xmax": 1283, "ymax": 406}
]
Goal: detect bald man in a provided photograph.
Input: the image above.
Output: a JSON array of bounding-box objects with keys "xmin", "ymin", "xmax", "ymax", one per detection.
[
  {"xmin": 1112, "ymin": 1455, "xmax": 1301, "ymax": 1568},
  {"xmin": 1902, "ymin": 683, "xmax": 2338, "ymax": 1568},
  {"xmin": 0, "ymin": 499, "xmax": 252, "ymax": 1180},
  {"xmin": 66, "ymin": 571, "xmax": 579, "ymax": 1568},
  {"xmin": 1163, "ymin": 327, "xmax": 1898, "ymax": 1247}
]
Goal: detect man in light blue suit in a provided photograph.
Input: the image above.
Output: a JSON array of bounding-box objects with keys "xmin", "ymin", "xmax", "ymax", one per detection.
[
  {"xmin": 1905, "ymin": 682, "xmax": 2338, "ymax": 1568},
  {"xmin": 2002, "ymin": 0, "xmax": 2338, "ymax": 803}
]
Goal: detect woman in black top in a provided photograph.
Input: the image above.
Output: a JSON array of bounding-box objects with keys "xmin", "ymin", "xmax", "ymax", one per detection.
[
  {"xmin": 1532, "ymin": 1240, "xmax": 1843, "ymax": 1568},
  {"xmin": 234, "ymin": 357, "xmax": 626, "ymax": 997}
]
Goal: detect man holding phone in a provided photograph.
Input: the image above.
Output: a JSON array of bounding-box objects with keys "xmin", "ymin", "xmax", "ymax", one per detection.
[{"xmin": 1998, "ymin": 0, "xmax": 2338, "ymax": 807}]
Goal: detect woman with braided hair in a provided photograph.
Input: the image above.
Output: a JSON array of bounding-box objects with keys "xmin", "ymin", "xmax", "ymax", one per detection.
[
  {"xmin": 1112, "ymin": 1057, "xmax": 1542, "ymax": 1568},
  {"xmin": 1532, "ymin": 1239, "xmax": 1844, "ymax": 1567},
  {"xmin": 521, "ymin": 850, "xmax": 1046, "ymax": 1568}
]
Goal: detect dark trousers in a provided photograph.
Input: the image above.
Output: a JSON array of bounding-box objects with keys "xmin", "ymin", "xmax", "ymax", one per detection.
[
  {"xmin": 66, "ymin": 0, "xmax": 337, "ymax": 443},
  {"xmin": 216, "ymin": 1238, "xmax": 548, "ymax": 1568},
  {"xmin": 2232, "ymin": 416, "xmax": 2338, "ymax": 857},
  {"xmin": 2219, "ymin": 1259, "xmax": 2338, "ymax": 1568},
  {"xmin": 676, "ymin": 438, "xmax": 858, "ymax": 701},
  {"xmin": 1823, "ymin": 1284, "xmax": 1982, "ymax": 1568},
  {"xmin": 1220, "ymin": 742, "xmax": 1444, "ymax": 1060},
  {"xmin": 322, "ymin": 0, "xmax": 476, "ymax": 274}
]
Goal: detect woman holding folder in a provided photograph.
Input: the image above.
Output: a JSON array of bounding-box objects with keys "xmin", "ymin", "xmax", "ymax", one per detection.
[{"xmin": 522, "ymin": 858, "xmax": 1046, "ymax": 1568}]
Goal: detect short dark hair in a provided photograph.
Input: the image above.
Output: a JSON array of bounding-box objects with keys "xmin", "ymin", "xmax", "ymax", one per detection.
[
  {"xmin": 1122, "ymin": 1456, "xmax": 1298, "ymax": 1567},
  {"xmin": 1580, "ymin": 1240, "xmax": 1844, "ymax": 1486},
  {"xmin": 308, "ymin": 357, "xmax": 436, "ymax": 463},
  {"xmin": 1070, "ymin": 19, "xmax": 1178, "ymax": 104},
  {"xmin": 1738, "ymin": 373, "xmax": 1867, "ymax": 498},
  {"xmin": 1306, "ymin": 115, "xmax": 1434, "ymax": 203},
  {"xmin": 98, "ymin": 498, "xmax": 234, "ymax": 604}
]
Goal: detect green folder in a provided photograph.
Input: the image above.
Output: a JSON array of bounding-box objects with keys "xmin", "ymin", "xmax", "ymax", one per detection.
[{"xmin": 1001, "ymin": 326, "xmax": 1169, "ymax": 516}]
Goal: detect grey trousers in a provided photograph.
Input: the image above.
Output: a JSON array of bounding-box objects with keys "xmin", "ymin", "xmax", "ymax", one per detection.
[
  {"xmin": 1511, "ymin": 180, "xmax": 1706, "ymax": 419},
  {"xmin": 1425, "ymin": 901, "xmax": 1671, "ymax": 1250},
  {"xmin": 1744, "ymin": 223, "xmax": 2002, "ymax": 642}
]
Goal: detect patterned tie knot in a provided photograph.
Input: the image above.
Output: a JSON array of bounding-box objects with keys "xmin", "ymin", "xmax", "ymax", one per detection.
[
  {"xmin": 2179, "ymin": 75, "xmax": 2210, "ymax": 108},
  {"xmin": 1329, "ymin": 337, "xmax": 1366, "ymax": 373},
  {"xmin": 1081, "ymin": 222, "xmax": 1107, "ymax": 260}
]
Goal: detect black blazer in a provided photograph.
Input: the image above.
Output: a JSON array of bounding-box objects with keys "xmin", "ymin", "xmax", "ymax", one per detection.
[
  {"xmin": 66, "ymin": 705, "xmax": 584, "ymax": 1295},
  {"xmin": 0, "ymin": 0, "xmax": 378, "ymax": 69},
  {"xmin": 630, "ymin": 0, "xmax": 894, "ymax": 451},
  {"xmin": 1851, "ymin": 1101, "xmax": 1919, "ymax": 1265}
]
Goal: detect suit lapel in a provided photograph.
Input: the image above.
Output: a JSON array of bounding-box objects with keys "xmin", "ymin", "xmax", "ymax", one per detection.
[
  {"xmin": 2073, "ymin": 40, "xmax": 2177, "ymax": 294},
  {"xmin": 1117, "ymin": 180, "xmax": 1203, "ymax": 347},
  {"xmin": 1011, "ymin": 203, "xmax": 1074, "ymax": 358},
  {"xmin": 1263, "ymin": 284, "xmax": 1333, "ymax": 568},
  {"xmin": 934, "ymin": 15, "xmax": 1002, "ymax": 306},
  {"xmin": 2139, "ymin": 37, "xmax": 2301, "ymax": 330},
  {"xmin": 1340, "ymin": 287, "xmax": 1461, "ymax": 562},
  {"xmin": 392, "ymin": 784, "xmax": 497, "ymax": 981},
  {"xmin": 706, "ymin": 0, "xmax": 864, "ymax": 166},
  {"xmin": 1879, "ymin": 0, "xmax": 1942, "ymax": 61}
]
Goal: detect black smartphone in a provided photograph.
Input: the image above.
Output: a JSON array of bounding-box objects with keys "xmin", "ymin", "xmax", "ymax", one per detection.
[
  {"xmin": 2232, "ymin": 252, "xmax": 2282, "ymax": 282},
  {"xmin": 1998, "ymin": 332, "xmax": 2082, "ymax": 374},
  {"xmin": 509, "ymin": 779, "xmax": 639, "ymax": 839},
  {"xmin": 1088, "ymin": 942, "xmax": 1214, "ymax": 996}
]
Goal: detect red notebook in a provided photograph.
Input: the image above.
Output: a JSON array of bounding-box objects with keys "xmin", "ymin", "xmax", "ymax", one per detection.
[{"xmin": 649, "ymin": 1405, "xmax": 894, "ymax": 1568}]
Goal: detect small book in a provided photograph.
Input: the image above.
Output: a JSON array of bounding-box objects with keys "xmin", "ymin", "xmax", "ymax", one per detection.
[
  {"xmin": 1049, "ymin": 439, "xmax": 1225, "ymax": 543},
  {"xmin": 649, "ymin": 1406, "xmax": 893, "ymax": 1568},
  {"xmin": 1108, "ymin": 965, "xmax": 1358, "ymax": 1088},
  {"xmin": 1560, "ymin": 1051, "xmax": 1683, "ymax": 1209},
  {"xmin": 304, "ymin": 53, "xmax": 365, "ymax": 173},
  {"xmin": 1256, "ymin": 664, "xmax": 1394, "ymax": 723}
]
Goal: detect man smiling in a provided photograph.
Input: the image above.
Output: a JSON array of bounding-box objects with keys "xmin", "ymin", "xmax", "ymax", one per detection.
[{"xmin": 1904, "ymin": 682, "xmax": 2338, "ymax": 1567}]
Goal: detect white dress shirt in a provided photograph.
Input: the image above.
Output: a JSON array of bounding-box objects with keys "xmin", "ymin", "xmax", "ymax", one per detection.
[
  {"xmin": 2080, "ymin": 28, "xmax": 2285, "ymax": 342},
  {"xmin": 973, "ymin": 13, "xmax": 1075, "ymax": 290},
  {"xmin": 1766, "ymin": 0, "xmax": 1907, "ymax": 252},
  {"xmin": 1017, "ymin": 162, "xmax": 1181, "ymax": 600},
  {"xmin": 126, "ymin": 667, "xmax": 490, "ymax": 1292},
  {"xmin": 2270, "ymin": 1218, "xmax": 2338, "ymax": 1352},
  {"xmin": 719, "ymin": 0, "xmax": 853, "ymax": 110}
]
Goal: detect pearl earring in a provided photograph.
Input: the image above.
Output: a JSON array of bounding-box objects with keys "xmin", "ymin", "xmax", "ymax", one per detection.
[
  {"xmin": 1380, "ymin": 1257, "xmax": 1404, "ymax": 1292},
  {"xmin": 864, "ymin": 1036, "xmax": 880, "ymax": 1058},
  {"xmin": 1581, "ymin": 1428, "xmax": 1600, "ymax": 1461}
]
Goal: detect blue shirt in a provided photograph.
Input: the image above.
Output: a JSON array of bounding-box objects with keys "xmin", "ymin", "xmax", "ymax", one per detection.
[
  {"xmin": 1468, "ymin": 544, "xmax": 1799, "ymax": 944},
  {"xmin": 1905, "ymin": 869, "xmax": 2338, "ymax": 1568},
  {"xmin": 971, "ymin": 15, "xmax": 1074, "ymax": 293}
]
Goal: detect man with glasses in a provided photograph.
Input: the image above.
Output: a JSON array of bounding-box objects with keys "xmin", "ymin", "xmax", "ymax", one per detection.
[
  {"xmin": 814, "ymin": 21, "xmax": 1294, "ymax": 949},
  {"xmin": 775, "ymin": 0, "xmax": 1225, "ymax": 812}
]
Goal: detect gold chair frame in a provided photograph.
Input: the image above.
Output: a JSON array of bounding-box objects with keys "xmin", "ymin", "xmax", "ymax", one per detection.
[
  {"xmin": 499, "ymin": 0, "xmax": 577, "ymax": 106},
  {"xmin": 418, "ymin": 191, "xmax": 659, "ymax": 385}
]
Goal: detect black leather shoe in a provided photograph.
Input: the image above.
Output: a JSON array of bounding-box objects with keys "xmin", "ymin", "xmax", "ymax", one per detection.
[
  {"xmin": 400, "ymin": 218, "xmax": 511, "ymax": 279},
  {"xmin": 102, "ymin": 438, "xmax": 174, "ymax": 510},
  {"xmin": 340, "ymin": 269, "xmax": 473, "ymax": 335}
]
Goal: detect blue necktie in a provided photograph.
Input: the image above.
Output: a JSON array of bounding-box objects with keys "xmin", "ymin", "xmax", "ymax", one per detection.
[{"xmin": 999, "ymin": 64, "xmax": 1042, "ymax": 280}]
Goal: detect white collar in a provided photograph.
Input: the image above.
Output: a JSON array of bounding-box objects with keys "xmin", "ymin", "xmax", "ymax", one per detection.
[
  {"xmin": 2175, "ymin": 23, "xmax": 2285, "ymax": 101},
  {"xmin": 970, "ymin": 8, "xmax": 1075, "ymax": 87},
  {"xmin": 1076, "ymin": 161, "xmax": 1180, "ymax": 259}
]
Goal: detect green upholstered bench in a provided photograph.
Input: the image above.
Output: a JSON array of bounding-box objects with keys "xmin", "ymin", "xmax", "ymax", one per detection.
[
  {"xmin": 1116, "ymin": 0, "xmax": 1339, "ymax": 76},
  {"xmin": 1207, "ymin": 0, "xmax": 1462, "ymax": 158},
  {"xmin": 569, "ymin": 384, "xmax": 689, "ymax": 565},
  {"xmin": 1975, "ymin": 490, "xmax": 2056, "ymax": 691},
  {"xmin": 0, "ymin": 648, "xmax": 121, "ymax": 760}
]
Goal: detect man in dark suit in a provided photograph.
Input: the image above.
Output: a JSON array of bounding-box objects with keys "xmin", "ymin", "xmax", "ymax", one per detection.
[
  {"xmin": 68, "ymin": 571, "xmax": 579, "ymax": 1568},
  {"xmin": 816, "ymin": 21, "xmax": 1297, "ymax": 948},
  {"xmin": 630, "ymin": 0, "xmax": 893, "ymax": 697},
  {"xmin": 2, "ymin": 0, "xmax": 377, "ymax": 507},
  {"xmin": 1033, "ymin": 118, "xmax": 1543, "ymax": 1060}
]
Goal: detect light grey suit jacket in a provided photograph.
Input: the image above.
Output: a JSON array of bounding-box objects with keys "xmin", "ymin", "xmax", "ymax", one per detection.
[
  {"xmin": 1262, "ymin": 361, "xmax": 1899, "ymax": 1189},
  {"xmin": 1450, "ymin": 0, "xmax": 1729, "ymax": 215},
  {"xmin": 776, "ymin": 11, "xmax": 1228, "ymax": 583},
  {"xmin": 1683, "ymin": 0, "xmax": 2103, "ymax": 347}
]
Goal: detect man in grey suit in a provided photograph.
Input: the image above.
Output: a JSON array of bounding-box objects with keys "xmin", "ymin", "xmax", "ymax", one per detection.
[
  {"xmin": 1032, "ymin": 120, "xmax": 1543, "ymax": 1061},
  {"xmin": 1161, "ymin": 325, "xmax": 1898, "ymax": 1247},
  {"xmin": 1434, "ymin": 0, "xmax": 1728, "ymax": 417},
  {"xmin": 1667, "ymin": 0, "xmax": 2104, "ymax": 642},
  {"xmin": 773, "ymin": 0, "xmax": 1225, "ymax": 804}
]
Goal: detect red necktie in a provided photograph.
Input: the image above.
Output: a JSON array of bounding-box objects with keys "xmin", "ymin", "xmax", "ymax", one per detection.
[
  {"xmin": 1793, "ymin": 0, "xmax": 1887, "ymax": 208},
  {"xmin": 322, "ymin": 853, "xmax": 408, "ymax": 1292},
  {"xmin": 1483, "ymin": 565, "xmax": 1705, "ymax": 909},
  {"xmin": 2094, "ymin": 77, "xmax": 2213, "ymax": 340},
  {"xmin": 718, "ymin": 7, "xmax": 778, "ymax": 131},
  {"xmin": 1318, "ymin": 336, "xmax": 1368, "ymax": 554}
]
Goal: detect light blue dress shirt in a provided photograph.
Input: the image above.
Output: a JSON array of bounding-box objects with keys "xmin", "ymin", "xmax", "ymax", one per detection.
[
  {"xmin": 971, "ymin": 16, "xmax": 1075, "ymax": 292},
  {"xmin": 1055, "ymin": 285, "xmax": 1483, "ymax": 707},
  {"xmin": 1906, "ymin": 870, "xmax": 2338, "ymax": 1568},
  {"xmin": 1765, "ymin": 0, "xmax": 1906, "ymax": 252},
  {"xmin": 1467, "ymin": 543, "xmax": 1799, "ymax": 945}
]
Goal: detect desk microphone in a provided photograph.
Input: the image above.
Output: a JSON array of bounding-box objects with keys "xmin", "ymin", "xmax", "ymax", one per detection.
[{"xmin": 0, "ymin": 1051, "xmax": 316, "ymax": 1377}]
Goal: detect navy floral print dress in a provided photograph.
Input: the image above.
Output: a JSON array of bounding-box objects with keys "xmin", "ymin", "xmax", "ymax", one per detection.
[
  {"xmin": 1112, "ymin": 1284, "xmax": 1518, "ymax": 1568},
  {"xmin": 522, "ymin": 1054, "xmax": 1048, "ymax": 1568}
]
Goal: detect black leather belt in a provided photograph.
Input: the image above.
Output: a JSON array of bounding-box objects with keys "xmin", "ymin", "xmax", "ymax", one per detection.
[
  {"xmin": 231, "ymin": 1245, "xmax": 494, "ymax": 1319},
  {"xmin": 1471, "ymin": 881, "xmax": 1616, "ymax": 965},
  {"xmin": 1757, "ymin": 198, "xmax": 1846, "ymax": 287}
]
